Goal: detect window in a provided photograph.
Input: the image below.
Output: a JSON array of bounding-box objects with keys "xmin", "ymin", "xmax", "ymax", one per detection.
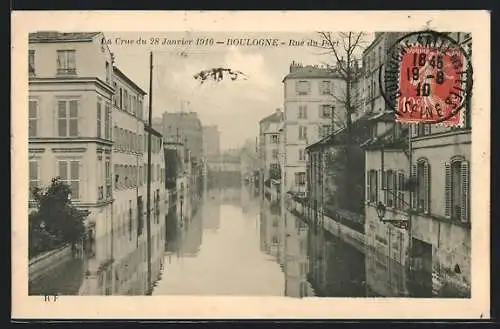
[
  {"xmin": 299, "ymin": 148, "xmax": 306, "ymax": 161},
  {"xmin": 29, "ymin": 50, "xmax": 35, "ymax": 75},
  {"xmin": 272, "ymin": 149, "xmax": 279, "ymax": 159},
  {"xmin": 299, "ymin": 126, "xmax": 308, "ymax": 140},
  {"xmin": 105, "ymin": 159, "xmax": 112, "ymax": 198},
  {"xmin": 417, "ymin": 123, "xmax": 431, "ymax": 137},
  {"xmin": 296, "ymin": 80, "xmax": 311, "ymax": 95},
  {"xmin": 57, "ymin": 100, "xmax": 79, "ymax": 137},
  {"xmin": 320, "ymin": 125, "xmax": 332, "ymax": 138},
  {"xmin": 113, "ymin": 82, "xmax": 118, "ymax": 106},
  {"xmin": 295, "ymin": 172, "xmax": 306, "ymax": 186},
  {"xmin": 56, "ymin": 50, "xmax": 76, "ymax": 75},
  {"xmin": 96, "ymin": 101, "xmax": 102, "ymax": 138},
  {"xmin": 319, "ymin": 80, "xmax": 331, "ymax": 95},
  {"xmin": 367, "ymin": 169, "xmax": 378, "ymax": 202},
  {"xmin": 119, "ymin": 88, "xmax": 123, "ymax": 109},
  {"xmin": 29, "ymin": 100, "xmax": 38, "ymax": 137},
  {"xmin": 105, "ymin": 61, "xmax": 110, "ymax": 83},
  {"xmin": 114, "ymin": 164, "xmax": 119, "ymax": 189},
  {"xmin": 271, "ymin": 134, "xmax": 279, "ymax": 144},
  {"xmin": 29, "ymin": 160, "xmax": 39, "ymax": 200},
  {"xmin": 445, "ymin": 159, "xmax": 470, "ymax": 222},
  {"xmin": 396, "ymin": 171, "xmax": 405, "ymax": 209},
  {"xmin": 58, "ymin": 160, "xmax": 80, "ymax": 199},
  {"xmin": 105, "ymin": 103, "xmax": 111, "ymax": 140},
  {"xmin": 298, "ymin": 105, "xmax": 308, "ymax": 119},
  {"xmin": 320, "ymin": 104, "xmax": 332, "ymax": 118},
  {"xmin": 124, "ymin": 90, "xmax": 129, "ymax": 110},
  {"xmin": 384, "ymin": 170, "xmax": 395, "ymax": 208},
  {"xmin": 412, "ymin": 160, "xmax": 430, "ymax": 213}
]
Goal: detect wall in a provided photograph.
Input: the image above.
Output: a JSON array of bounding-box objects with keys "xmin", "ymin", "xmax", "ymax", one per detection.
[
  {"xmin": 410, "ymin": 129, "xmax": 471, "ymax": 294},
  {"xmin": 29, "ymin": 244, "xmax": 72, "ymax": 282},
  {"xmin": 29, "ymin": 33, "xmax": 113, "ymax": 83}
]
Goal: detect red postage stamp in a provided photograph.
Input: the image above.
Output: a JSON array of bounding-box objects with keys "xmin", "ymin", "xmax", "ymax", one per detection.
[
  {"xmin": 397, "ymin": 46, "xmax": 466, "ymax": 125},
  {"xmin": 380, "ymin": 31, "xmax": 472, "ymax": 126}
]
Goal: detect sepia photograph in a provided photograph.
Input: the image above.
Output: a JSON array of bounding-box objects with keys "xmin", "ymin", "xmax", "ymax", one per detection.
[{"xmin": 12, "ymin": 11, "xmax": 490, "ymax": 319}]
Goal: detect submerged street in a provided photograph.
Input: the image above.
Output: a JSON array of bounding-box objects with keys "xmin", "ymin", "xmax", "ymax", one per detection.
[
  {"xmin": 30, "ymin": 182, "xmax": 437, "ymax": 298},
  {"xmin": 151, "ymin": 184, "xmax": 425, "ymax": 297}
]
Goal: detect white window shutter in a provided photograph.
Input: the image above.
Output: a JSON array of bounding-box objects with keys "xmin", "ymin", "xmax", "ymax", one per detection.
[
  {"xmin": 411, "ymin": 163, "xmax": 417, "ymax": 209},
  {"xmin": 444, "ymin": 162, "xmax": 452, "ymax": 218},
  {"xmin": 423, "ymin": 161, "xmax": 430, "ymax": 213},
  {"xmin": 461, "ymin": 160, "xmax": 470, "ymax": 222}
]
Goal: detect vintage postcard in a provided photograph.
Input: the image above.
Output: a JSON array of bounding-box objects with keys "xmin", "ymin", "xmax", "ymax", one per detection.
[{"xmin": 11, "ymin": 11, "xmax": 490, "ymax": 319}]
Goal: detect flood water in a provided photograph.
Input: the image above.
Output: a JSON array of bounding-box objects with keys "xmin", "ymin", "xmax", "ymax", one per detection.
[
  {"xmin": 152, "ymin": 185, "xmax": 430, "ymax": 297},
  {"xmin": 29, "ymin": 183, "xmax": 439, "ymax": 297}
]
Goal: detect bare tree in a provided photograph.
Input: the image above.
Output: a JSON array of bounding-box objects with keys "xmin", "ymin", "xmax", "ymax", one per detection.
[
  {"xmin": 315, "ymin": 32, "xmax": 368, "ymax": 129},
  {"xmin": 313, "ymin": 32, "xmax": 369, "ymax": 214}
]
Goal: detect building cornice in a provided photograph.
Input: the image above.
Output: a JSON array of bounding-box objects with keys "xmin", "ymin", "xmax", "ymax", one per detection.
[
  {"xmin": 29, "ymin": 76, "xmax": 114, "ymax": 95},
  {"xmin": 29, "ymin": 137, "xmax": 113, "ymax": 146}
]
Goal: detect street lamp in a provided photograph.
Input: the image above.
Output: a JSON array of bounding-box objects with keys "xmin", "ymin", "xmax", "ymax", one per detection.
[{"xmin": 375, "ymin": 201, "xmax": 386, "ymax": 221}]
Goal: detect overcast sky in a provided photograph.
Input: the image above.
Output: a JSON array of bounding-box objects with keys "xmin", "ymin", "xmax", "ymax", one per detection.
[{"xmin": 105, "ymin": 31, "xmax": 373, "ymax": 150}]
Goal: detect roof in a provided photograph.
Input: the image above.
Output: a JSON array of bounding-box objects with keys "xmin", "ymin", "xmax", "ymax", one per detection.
[
  {"xmin": 264, "ymin": 122, "xmax": 280, "ymax": 134},
  {"xmin": 144, "ymin": 125, "xmax": 163, "ymax": 138},
  {"xmin": 29, "ymin": 31, "xmax": 101, "ymax": 43},
  {"xmin": 360, "ymin": 124, "xmax": 409, "ymax": 150},
  {"xmin": 306, "ymin": 114, "xmax": 375, "ymax": 151},
  {"xmin": 259, "ymin": 110, "xmax": 282, "ymax": 124},
  {"xmin": 113, "ymin": 66, "xmax": 147, "ymax": 95},
  {"xmin": 282, "ymin": 65, "xmax": 342, "ymax": 82}
]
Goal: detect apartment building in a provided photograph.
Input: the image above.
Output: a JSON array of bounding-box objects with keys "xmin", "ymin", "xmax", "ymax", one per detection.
[
  {"xmin": 146, "ymin": 126, "xmax": 167, "ymax": 288},
  {"xmin": 157, "ymin": 111, "xmax": 203, "ymax": 163},
  {"xmin": 202, "ymin": 125, "xmax": 220, "ymax": 157},
  {"xmin": 28, "ymin": 32, "xmax": 115, "ymax": 292},
  {"xmin": 262, "ymin": 123, "xmax": 281, "ymax": 181},
  {"xmin": 281, "ymin": 62, "xmax": 345, "ymax": 194},
  {"xmin": 362, "ymin": 32, "xmax": 472, "ymax": 297},
  {"xmin": 109, "ymin": 65, "xmax": 146, "ymax": 294}
]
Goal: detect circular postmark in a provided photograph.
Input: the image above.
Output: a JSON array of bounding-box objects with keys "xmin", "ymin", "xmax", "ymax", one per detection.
[{"xmin": 379, "ymin": 30, "xmax": 473, "ymax": 125}]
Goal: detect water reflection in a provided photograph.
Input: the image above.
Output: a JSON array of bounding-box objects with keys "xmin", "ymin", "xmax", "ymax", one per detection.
[
  {"xmin": 153, "ymin": 186, "xmax": 284, "ymax": 296},
  {"xmin": 153, "ymin": 185, "xmax": 428, "ymax": 297}
]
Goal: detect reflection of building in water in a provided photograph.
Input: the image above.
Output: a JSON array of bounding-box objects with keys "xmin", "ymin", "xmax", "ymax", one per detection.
[
  {"xmin": 220, "ymin": 187, "xmax": 242, "ymax": 206},
  {"xmin": 201, "ymin": 188, "xmax": 222, "ymax": 232},
  {"xmin": 240, "ymin": 186, "xmax": 260, "ymax": 218},
  {"xmin": 179, "ymin": 213, "xmax": 203, "ymax": 257},
  {"xmin": 164, "ymin": 210, "xmax": 203, "ymax": 258},
  {"xmin": 364, "ymin": 247, "xmax": 411, "ymax": 297},
  {"xmin": 283, "ymin": 212, "xmax": 314, "ymax": 298}
]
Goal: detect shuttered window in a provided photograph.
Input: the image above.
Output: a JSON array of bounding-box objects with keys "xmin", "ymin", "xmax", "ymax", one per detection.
[
  {"xmin": 96, "ymin": 101, "xmax": 102, "ymax": 138},
  {"xmin": 58, "ymin": 160, "xmax": 80, "ymax": 199},
  {"xmin": 29, "ymin": 100, "xmax": 38, "ymax": 137},
  {"xmin": 29, "ymin": 160, "xmax": 39, "ymax": 200},
  {"xmin": 396, "ymin": 171, "xmax": 406, "ymax": 209},
  {"xmin": 57, "ymin": 100, "xmax": 79, "ymax": 137},
  {"xmin": 445, "ymin": 159, "xmax": 470, "ymax": 222},
  {"xmin": 415, "ymin": 159, "xmax": 431, "ymax": 213}
]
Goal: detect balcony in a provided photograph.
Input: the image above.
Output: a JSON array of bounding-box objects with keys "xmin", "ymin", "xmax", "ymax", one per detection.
[{"xmin": 57, "ymin": 68, "xmax": 77, "ymax": 76}]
